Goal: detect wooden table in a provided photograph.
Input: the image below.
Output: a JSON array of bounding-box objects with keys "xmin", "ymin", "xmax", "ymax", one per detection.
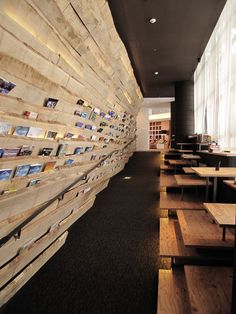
[
  {"xmin": 204, "ymin": 203, "xmax": 236, "ymax": 240},
  {"xmin": 175, "ymin": 174, "xmax": 211, "ymax": 200},
  {"xmin": 169, "ymin": 160, "xmax": 192, "ymax": 173},
  {"xmin": 192, "ymin": 167, "xmax": 236, "ymax": 202}
]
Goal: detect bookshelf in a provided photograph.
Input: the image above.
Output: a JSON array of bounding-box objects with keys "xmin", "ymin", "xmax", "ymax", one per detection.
[
  {"xmin": 149, "ymin": 120, "xmax": 170, "ymax": 149},
  {"xmin": 0, "ymin": 0, "xmax": 142, "ymax": 306}
]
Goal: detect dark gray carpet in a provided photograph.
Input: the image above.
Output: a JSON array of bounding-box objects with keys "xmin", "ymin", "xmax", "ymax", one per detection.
[{"xmin": 2, "ymin": 151, "xmax": 160, "ymax": 314}]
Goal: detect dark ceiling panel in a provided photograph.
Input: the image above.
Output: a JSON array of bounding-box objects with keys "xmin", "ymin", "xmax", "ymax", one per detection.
[{"xmin": 108, "ymin": 0, "xmax": 227, "ymax": 97}]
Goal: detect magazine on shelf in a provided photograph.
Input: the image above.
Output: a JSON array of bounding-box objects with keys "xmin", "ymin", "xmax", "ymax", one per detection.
[
  {"xmin": 43, "ymin": 161, "xmax": 56, "ymax": 172},
  {"xmin": 65, "ymin": 159, "xmax": 74, "ymax": 165},
  {"xmin": 23, "ymin": 111, "xmax": 38, "ymax": 120},
  {"xmin": 46, "ymin": 130, "xmax": 58, "ymax": 139},
  {"xmin": 13, "ymin": 126, "xmax": 29, "ymax": 137},
  {"xmin": 14, "ymin": 164, "xmax": 31, "ymax": 177},
  {"xmin": 56, "ymin": 143, "xmax": 68, "ymax": 156},
  {"xmin": 27, "ymin": 127, "xmax": 44, "ymax": 138},
  {"xmin": 0, "ymin": 122, "xmax": 12, "ymax": 135},
  {"xmin": 3, "ymin": 148, "xmax": 21, "ymax": 157},
  {"xmin": 28, "ymin": 164, "xmax": 43, "ymax": 175},
  {"xmin": 0, "ymin": 77, "xmax": 16, "ymax": 94},
  {"xmin": 44, "ymin": 98, "xmax": 58, "ymax": 109},
  {"xmin": 0, "ymin": 169, "xmax": 12, "ymax": 181},
  {"xmin": 18, "ymin": 145, "xmax": 34, "ymax": 156},
  {"xmin": 39, "ymin": 147, "xmax": 53, "ymax": 156}
]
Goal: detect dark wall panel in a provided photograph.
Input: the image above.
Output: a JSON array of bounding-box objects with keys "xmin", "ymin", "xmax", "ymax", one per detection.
[{"xmin": 174, "ymin": 81, "xmax": 194, "ymax": 143}]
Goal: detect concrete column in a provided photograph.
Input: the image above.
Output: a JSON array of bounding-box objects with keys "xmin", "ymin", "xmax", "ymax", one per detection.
[
  {"xmin": 136, "ymin": 107, "xmax": 150, "ymax": 151},
  {"xmin": 174, "ymin": 80, "xmax": 194, "ymax": 143}
]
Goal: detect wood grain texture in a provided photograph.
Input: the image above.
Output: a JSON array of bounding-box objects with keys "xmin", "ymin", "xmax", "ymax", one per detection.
[
  {"xmin": 160, "ymin": 174, "xmax": 178, "ymax": 188},
  {"xmin": 160, "ymin": 192, "xmax": 205, "ymax": 210},
  {"xmin": 160, "ymin": 218, "xmax": 200, "ymax": 258},
  {"xmin": 174, "ymin": 174, "xmax": 211, "ymax": 186},
  {"xmin": 185, "ymin": 266, "xmax": 233, "ymax": 314},
  {"xmin": 204, "ymin": 203, "xmax": 236, "ymax": 227},
  {"xmin": 177, "ymin": 210, "xmax": 235, "ymax": 248},
  {"xmin": 157, "ymin": 268, "xmax": 191, "ymax": 314},
  {"xmin": 182, "ymin": 167, "xmax": 195, "ymax": 174},
  {"xmin": 192, "ymin": 167, "xmax": 236, "ymax": 177}
]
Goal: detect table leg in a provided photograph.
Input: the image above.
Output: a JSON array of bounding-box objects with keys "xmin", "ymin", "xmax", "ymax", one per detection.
[
  {"xmin": 222, "ymin": 227, "xmax": 226, "ymax": 241},
  {"xmin": 213, "ymin": 177, "xmax": 218, "ymax": 202},
  {"xmin": 205, "ymin": 177, "xmax": 209, "ymax": 201},
  {"xmin": 181, "ymin": 188, "xmax": 184, "ymax": 200}
]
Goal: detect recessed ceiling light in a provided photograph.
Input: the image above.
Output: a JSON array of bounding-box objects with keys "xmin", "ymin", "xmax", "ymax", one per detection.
[
  {"xmin": 154, "ymin": 71, "xmax": 159, "ymax": 75},
  {"xmin": 149, "ymin": 18, "xmax": 157, "ymax": 24}
]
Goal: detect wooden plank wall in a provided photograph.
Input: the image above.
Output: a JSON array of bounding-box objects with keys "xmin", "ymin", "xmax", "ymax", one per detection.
[{"xmin": 0, "ymin": 0, "xmax": 142, "ymax": 306}]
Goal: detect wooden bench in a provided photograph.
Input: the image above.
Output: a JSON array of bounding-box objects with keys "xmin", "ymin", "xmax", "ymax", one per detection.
[
  {"xmin": 182, "ymin": 167, "xmax": 196, "ymax": 174},
  {"xmin": 184, "ymin": 266, "xmax": 233, "ymax": 314},
  {"xmin": 174, "ymin": 174, "xmax": 211, "ymax": 186},
  {"xmin": 160, "ymin": 164, "xmax": 175, "ymax": 171},
  {"xmin": 204, "ymin": 203, "xmax": 236, "ymax": 240},
  {"xmin": 177, "ymin": 210, "xmax": 235, "ymax": 248},
  {"xmin": 160, "ymin": 192, "xmax": 205, "ymax": 210},
  {"xmin": 160, "ymin": 218, "xmax": 200, "ymax": 259},
  {"xmin": 223, "ymin": 180, "xmax": 236, "ymax": 191},
  {"xmin": 160, "ymin": 174, "xmax": 178, "ymax": 188},
  {"xmin": 157, "ymin": 268, "xmax": 191, "ymax": 314}
]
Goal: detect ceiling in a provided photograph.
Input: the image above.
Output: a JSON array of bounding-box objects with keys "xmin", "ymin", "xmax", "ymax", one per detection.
[{"xmin": 108, "ymin": 0, "xmax": 227, "ymax": 97}]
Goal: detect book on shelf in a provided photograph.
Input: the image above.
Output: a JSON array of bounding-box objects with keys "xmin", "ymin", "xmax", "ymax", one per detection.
[
  {"xmin": 56, "ymin": 143, "xmax": 68, "ymax": 156},
  {"xmin": 18, "ymin": 145, "xmax": 34, "ymax": 156},
  {"xmin": 75, "ymin": 122, "xmax": 83, "ymax": 128},
  {"xmin": 28, "ymin": 164, "xmax": 43, "ymax": 175},
  {"xmin": 39, "ymin": 147, "xmax": 53, "ymax": 156},
  {"xmin": 0, "ymin": 122, "xmax": 12, "ymax": 135},
  {"xmin": 27, "ymin": 127, "xmax": 44, "ymax": 138},
  {"xmin": 0, "ymin": 77, "xmax": 16, "ymax": 94},
  {"xmin": 43, "ymin": 161, "xmax": 56, "ymax": 172},
  {"xmin": 64, "ymin": 159, "xmax": 74, "ymax": 165},
  {"xmin": 0, "ymin": 169, "xmax": 13, "ymax": 181},
  {"xmin": 28, "ymin": 178, "xmax": 41, "ymax": 187},
  {"xmin": 74, "ymin": 147, "xmax": 84, "ymax": 155},
  {"xmin": 46, "ymin": 130, "xmax": 58, "ymax": 139},
  {"xmin": 13, "ymin": 126, "xmax": 29, "ymax": 137},
  {"xmin": 3, "ymin": 148, "xmax": 21, "ymax": 157},
  {"xmin": 44, "ymin": 98, "xmax": 58, "ymax": 109},
  {"xmin": 14, "ymin": 164, "xmax": 31, "ymax": 177},
  {"xmin": 23, "ymin": 111, "xmax": 38, "ymax": 120}
]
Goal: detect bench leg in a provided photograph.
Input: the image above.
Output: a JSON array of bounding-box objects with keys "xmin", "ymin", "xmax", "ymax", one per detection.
[{"xmin": 222, "ymin": 227, "xmax": 226, "ymax": 241}]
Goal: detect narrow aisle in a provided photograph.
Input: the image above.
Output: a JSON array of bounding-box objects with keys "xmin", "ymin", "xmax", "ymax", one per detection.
[{"xmin": 2, "ymin": 152, "xmax": 160, "ymax": 314}]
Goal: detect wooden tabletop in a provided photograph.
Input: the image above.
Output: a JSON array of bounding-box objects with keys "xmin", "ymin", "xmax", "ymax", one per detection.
[
  {"xmin": 177, "ymin": 149, "xmax": 193, "ymax": 153},
  {"xmin": 169, "ymin": 160, "xmax": 192, "ymax": 166},
  {"xmin": 175, "ymin": 175, "xmax": 211, "ymax": 186},
  {"xmin": 204, "ymin": 203, "xmax": 236, "ymax": 227},
  {"xmin": 223, "ymin": 180, "xmax": 236, "ymax": 191},
  {"xmin": 183, "ymin": 167, "xmax": 196, "ymax": 174},
  {"xmin": 192, "ymin": 167, "xmax": 236, "ymax": 177},
  {"xmin": 181, "ymin": 154, "xmax": 201, "ymax": 160},
  {"xmin": 198, "ymin": 151, "xmax": 236, "ymax": 157}
]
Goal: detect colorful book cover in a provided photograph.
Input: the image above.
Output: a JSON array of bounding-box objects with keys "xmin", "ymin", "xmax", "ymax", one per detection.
[
  {"xmin": 0, "ymin": 169, "xmax": 12, "ymax": 181},
  {"xmin": 23, "ymin": 111, "xmax": 38, "ymax": 120},
  {"xmin": 85, "ymin": 124, "xmax": 92, "ymax": 130},
  {"xmin": 28, "ymin": 164, "xmax": 43, "ymax": 175},
  {"xmin": 56, "ymin": 143, "xmax": 68, "ymax": 156},
  {"xmin": 13, "ymin": 126, "xmax": 29, "ymax": 137},
  {"xmin": 14, "ymin": 164, "xmax": 30, "ymax": 177},
  {"xmin": 77, "ymin": 99, "xmax": 84, "ymax": 105},
  {"xmin": 65, "ymin": 159, "xmax": 74, "ymax": 165},
  {"xmin": 81, "ymin": 112, "xmax": 87, "ymax": 118},
  {"xmin": 85, "ymin": 146, "xmax": 93, "ymax": 152},
  {"xmin": 0, "ymin": 122, "xmax": 12, "ymax": 135},
  {"xmin": 100, "ymin": 112, "xmax": 106, "ymax": 118},
  {"xmin": 40, "ymin": 147, "xmax": 53, "ymax": 156},
  {"xmin": 91, "ymin": 135, "xmax": 97, "ymax": 141},
  {"xmin": 46, "ymin": 131, "xmax": 58, "ymax": 139},
  {"xmin": 74, "ymin": 110, "xmax": 82, "ymax": 117},
  {"xmin": 75, "ymin": 122, "xmax": 83, "ymax": 128},
  {"xmin": 43, "ymin": 161, "xmax": 56, "ymax": 172},
  {"xmin": 18, "ymin": 145, "xmax": 34, "ymax": 156},
  {"xmin": 64, "ymin": 133, "xmax": 75, "ymax": 139},
  {"xmin": 74, "ymin": 147, "xmax": 83, "ymax": 155},
  {"xmin": 89, "ymin": 111, "xmax": 97, "ymax": 121},
  {"xmin": 44, "ymin": 98, "xmax": 58, "ymax": 108},
  {"xmin": 28, "ymin": 179, "xmax": 41, "ymax": 187},
  {"xmin": 27, "ymin": 127, "xmax": 44, "ymax": 138},
  {"xmin": 0, "ymin": 148, "xmax": 4, "ymax": 158},
  {"xmin": 3, "ymin": 148, "xmax": 21, "ymax": 157},
  {"xmin": 0, "ymin": 77, "xmax": 16, "ymax": 94}
]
